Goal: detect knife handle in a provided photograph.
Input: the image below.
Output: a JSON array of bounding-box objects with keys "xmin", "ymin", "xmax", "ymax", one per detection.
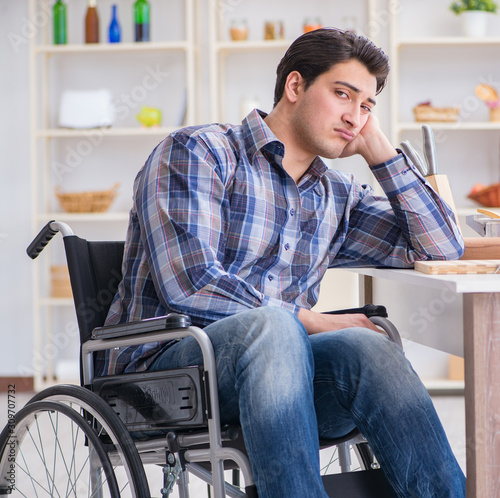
[
  {"xmin": 422, "ymin": 125, "xmax": 438, "ymax": 175},
  {"xmin": 400, "ymin": 140, "xmax": 427, "ymax": 176}
]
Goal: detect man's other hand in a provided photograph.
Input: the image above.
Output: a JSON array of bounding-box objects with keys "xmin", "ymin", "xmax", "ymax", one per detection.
[{"xmin": 298, "ymin": 308, "xmax": 383, "ymax": 335}]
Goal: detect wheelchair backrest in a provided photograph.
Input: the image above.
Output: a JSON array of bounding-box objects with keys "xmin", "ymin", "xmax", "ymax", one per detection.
[{"xmin": 63, "ymin": 235, "xmax": 124, "ymax": 345}]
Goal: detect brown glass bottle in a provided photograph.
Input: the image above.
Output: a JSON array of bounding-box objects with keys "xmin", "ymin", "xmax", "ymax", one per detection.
[{"xmin": 85, "ymin": 0, "xmax": 99, "ymax": 43}]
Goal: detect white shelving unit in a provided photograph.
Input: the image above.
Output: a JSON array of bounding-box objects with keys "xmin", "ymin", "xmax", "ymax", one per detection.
[
  {"xmin": 29, "ymin": 0, "xmax": 199, "ymax": 390},
  {"xmin": 388, "ymin": 1, "xmax": 500, "ymax": 226},
  {"xmin": 386, "ymin": 1, "xmax": 500, "ymax": 389}
]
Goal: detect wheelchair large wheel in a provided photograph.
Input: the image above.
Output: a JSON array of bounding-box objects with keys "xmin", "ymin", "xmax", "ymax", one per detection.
[
  {"xmin": 0, "ymin": 400, "xmax": 120, "ymax": 496},
  {"xmin": 0, "ymin": 385, "xmax": 150, "ymax": 498},
  {"xmin": 320, "ymin": 430, "xmax": 377, "ymax": 476}
]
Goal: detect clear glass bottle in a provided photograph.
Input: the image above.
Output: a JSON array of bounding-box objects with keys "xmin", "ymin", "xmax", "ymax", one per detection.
[
  {"xmin": 108, "ymin": 4, "xmax": 121, "ymax": 43},
  {"xmin": 134, "ymin": 0, "xmax": 150, "ymax": 42},
  {"xmin": 53, "ymin": 0, "xmax": 67, "ymax": 45},
  {"xmin": 85, "ymin": 0, "xmax": 99, "ymax": 44}
]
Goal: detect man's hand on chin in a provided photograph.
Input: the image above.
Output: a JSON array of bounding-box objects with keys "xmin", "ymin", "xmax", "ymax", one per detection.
[{"xmin": 339, "ymin": 114, "xmax": 398, "ymax": 166}]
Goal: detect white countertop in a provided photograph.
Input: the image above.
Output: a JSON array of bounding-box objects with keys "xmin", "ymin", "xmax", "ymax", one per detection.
[{"xmin": 349, "ymin": 267, "xmax": 500, "ymax": 294}]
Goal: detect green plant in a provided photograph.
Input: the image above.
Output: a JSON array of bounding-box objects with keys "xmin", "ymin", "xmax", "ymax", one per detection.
[{"xmin": 450, "ymin": 0, "xmax": 498, "ymax": 13}]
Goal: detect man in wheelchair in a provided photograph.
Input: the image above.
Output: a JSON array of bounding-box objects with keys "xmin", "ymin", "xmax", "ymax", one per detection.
[{"xmin": 96, "ymin": 28, "xmax": 466, "ymax": 497}]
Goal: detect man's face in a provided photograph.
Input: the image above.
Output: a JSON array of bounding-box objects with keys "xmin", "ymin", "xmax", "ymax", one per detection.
[{"xmin": 289, "ymin": 59, "xmax": 378, "ymax": 160}]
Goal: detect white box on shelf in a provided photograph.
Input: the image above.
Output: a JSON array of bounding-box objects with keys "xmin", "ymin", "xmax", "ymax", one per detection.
[{"xmin": 58, "ymin": 89, "xmax": 114, "ymax": 129}]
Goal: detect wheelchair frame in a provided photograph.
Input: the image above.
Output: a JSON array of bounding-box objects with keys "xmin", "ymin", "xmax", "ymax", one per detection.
[{"xmin": 0, "ymin": 220, "xmax": 400, "ymax": 497}]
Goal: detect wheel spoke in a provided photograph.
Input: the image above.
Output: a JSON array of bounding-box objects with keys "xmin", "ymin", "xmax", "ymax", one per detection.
[
  {"xmin": 16, "ymin": 446, "xmax": 52, "ymax": 496},
  {"xmin": 27, "ymin": 418, "xmax": 61, "ymax": 497},
  {"xmin": 5, "ymin": 388, "xmax": 149, "ymax": 497},
  {"xmin": 321, "ymin": 444, "xmax": 363, "ymax": 475},
  {"xmin": 48, "ymin": 410, "xmax": 80, "ymax": 498},
  {"xmin": 65, "ymin": 412, "xmax": 79, "ymax": 498},
  {"xmin": 321, "ymin": 447, "xmax": 339, "ymax": 474},
  {"xmin": 32, "ymin": 415, "xmax": 51, "ymax": 492}
]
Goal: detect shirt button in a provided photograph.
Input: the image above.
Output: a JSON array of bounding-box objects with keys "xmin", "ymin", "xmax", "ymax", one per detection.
[
  {"xmin": 268, "ymin": 275, "xmax": 274, "ymax": 281},
  {"xmin": 290, "ymin": 209, "xmax": 295, "ymax": 216},
  {"xmin": 284, "ymin": 243, "xmax": 290, "ymax": 251}
]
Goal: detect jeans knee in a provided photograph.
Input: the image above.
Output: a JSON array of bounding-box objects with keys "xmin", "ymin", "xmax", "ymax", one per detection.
[
  {"xmin": 337, "ymin": 328, "xmax": 401, "ymax": 362},
  {"xmin": 232, "ymin": 307, "xmax": 311, "ymax": 368},
  {"xmin": 237, "ymin": 307, "xmax": 306, "ymax": 341},
  {"xmin": 313, "ymin": 327, "xmax": 409, "ymax": 383}
]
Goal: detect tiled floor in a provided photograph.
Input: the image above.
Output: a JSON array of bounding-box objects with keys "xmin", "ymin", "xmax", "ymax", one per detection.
[{"xmin": 0, "ymin": 392, "xmax": 466, "ymax": 496}]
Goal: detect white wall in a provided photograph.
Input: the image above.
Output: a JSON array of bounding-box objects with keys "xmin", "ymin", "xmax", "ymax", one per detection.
[{"xmin": 0, "ymin": 0, "xmax": 33, "ymax": 376}]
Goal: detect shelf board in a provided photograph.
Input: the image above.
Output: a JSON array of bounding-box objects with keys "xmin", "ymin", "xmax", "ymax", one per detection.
[
  {"xmin": 36, "ymin": 127, "xmax": 177, "ymax": 138},
  {"xmin": 37, "ymin": 212, "xmax": 130, "ymax": 223},
  {"xmin": 397, "ymin": 121, "xmax": 500, "ymax": 132},
  {"xmin": 35, "ymin": 41, "xmax": 189, "ymax": 55},
  {"xmin": 216, "ymin": 39, "xmax": 290, "ymax": 53},
  {"xmin": 40, "ymin": 297, "xmax": 74, "ymax": 307},
  {"xmin": 398, "ymin": 37, "xmax": 500, "ymax": 48}
]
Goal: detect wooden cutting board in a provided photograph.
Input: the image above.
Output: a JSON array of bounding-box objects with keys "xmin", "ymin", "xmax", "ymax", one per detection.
[{"xmin": 415, "ymin": 259, "xmax": 500, "ymax": 275}]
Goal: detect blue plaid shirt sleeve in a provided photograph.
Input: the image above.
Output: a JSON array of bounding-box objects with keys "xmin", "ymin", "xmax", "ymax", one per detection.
[{"xmin": 330, "ymin": 152, "xmax": 464, "ymax": 268}]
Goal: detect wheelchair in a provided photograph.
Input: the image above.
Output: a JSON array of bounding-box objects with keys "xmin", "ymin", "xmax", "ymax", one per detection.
[{"xmin": 0, "ymin": 220, "xmax": 402, "ymax": 497}]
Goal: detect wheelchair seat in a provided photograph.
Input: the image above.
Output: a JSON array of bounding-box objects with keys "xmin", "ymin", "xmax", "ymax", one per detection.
[{"xmin": 0, "ymin": 220, "xmax": 399, "ymax": 498}]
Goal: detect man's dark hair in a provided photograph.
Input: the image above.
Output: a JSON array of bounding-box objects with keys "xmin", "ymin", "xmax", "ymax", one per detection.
[{"xmin": 273, "ymin": 28, "xmax": 390, "ymax": 106}]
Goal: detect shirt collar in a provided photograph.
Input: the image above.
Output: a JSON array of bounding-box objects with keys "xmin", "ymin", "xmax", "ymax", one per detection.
[
  {"xmin": 242, "ymin": 109, "xmax": 281, "ymax": 161},
  {"xmin": 241, "ymin": 109, "xmax": 328, "ymax": 181}
]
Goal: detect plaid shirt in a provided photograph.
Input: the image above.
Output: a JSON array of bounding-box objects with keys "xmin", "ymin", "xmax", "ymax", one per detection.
[{"xmin": 95, "ymin": 110, "xmax": 464, "ymax": 377}]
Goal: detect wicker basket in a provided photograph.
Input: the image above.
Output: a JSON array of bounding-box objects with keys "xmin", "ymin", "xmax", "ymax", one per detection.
[
  {"xmin": 413, "ymin": 105, "xmax": 460, "ymax": 123},
  {"xmin": 468, "ymin": 183, "xmax": 500, "ymax": 207},
  {"xmin": 55, "ymin": 183, "xmax": 119, "ymax": 213},
  {"xmin": 51, "ymin": 265, "xmax": 72, "ymax": 298}
]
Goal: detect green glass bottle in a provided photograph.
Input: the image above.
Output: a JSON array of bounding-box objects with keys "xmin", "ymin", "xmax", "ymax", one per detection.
[
  {"xmin": 134, "ymin": 0, "xmax": 150, "ymax": 42},
  {"xmin": 53, "ymin": 0, "xmax": 67, "ymax": 45}
]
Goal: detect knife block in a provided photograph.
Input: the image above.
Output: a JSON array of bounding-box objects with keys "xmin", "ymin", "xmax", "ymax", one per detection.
[
  {"xmin": 426, "ymin": 175, "xmax": 500, "ymax": 259},
  {"xmin": 462, "ymin": 237, "xmax": 500, "ymax": 260}
]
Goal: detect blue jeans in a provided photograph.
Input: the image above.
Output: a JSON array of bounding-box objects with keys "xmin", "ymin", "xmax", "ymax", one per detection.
[{"xmin": 149, "ymin": 307, "xmax": 466, "ymax": 498}]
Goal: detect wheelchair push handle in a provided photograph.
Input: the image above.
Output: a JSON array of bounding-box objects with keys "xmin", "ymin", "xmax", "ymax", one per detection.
[{"xmin": 27, "ymin": 220, "xmax": 74, "ymax": 260}]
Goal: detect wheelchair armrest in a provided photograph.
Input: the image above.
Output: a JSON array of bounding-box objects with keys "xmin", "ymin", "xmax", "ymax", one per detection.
[
  {"xmin": 322, "ymin": 303, "xmax": 388, "ymax": 318},
  {"xmin": 322, "ymin": 304, "xmax": 403, "ymax": 349},
  {"xmin": 369, "ymin": 316, "xmax": 403, "ymax": 349},
  {"xmin": 91, "ymin": 313, "xmax": 191, "ymax": 340},
  {"xmin": 82, "ymin": 317, "xmax": 214, "ymax": 392}
]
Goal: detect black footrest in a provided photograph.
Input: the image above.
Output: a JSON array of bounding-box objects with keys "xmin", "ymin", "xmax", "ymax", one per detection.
[{"xmin": 322, "ymin": 469, "xmax": 395, "ymax": 498}]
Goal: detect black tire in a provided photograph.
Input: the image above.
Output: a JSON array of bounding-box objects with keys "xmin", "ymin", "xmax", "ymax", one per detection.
[
  {"xmin": 353, "ymin": 441, "xmax": 378, "ymax": 470},
  {"xmin": 18, "ymin": 384, "xmax": 149, "ymax": 497},
  {"xmin": 0, "ymin": 400, "xmax": 120, "ymax": 496}
]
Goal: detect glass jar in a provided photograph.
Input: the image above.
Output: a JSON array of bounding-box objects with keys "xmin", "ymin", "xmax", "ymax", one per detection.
[
  {"xmin": 230, "ymin": 19, "xmax": 248, "ymax": 41},
  {"xmin": 303, "ymin": 17, "xmax": 322, "ymax": 33},
  {"xmin": 264, "ymin": 21, "xmax": 284, "ymax": 40}
]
